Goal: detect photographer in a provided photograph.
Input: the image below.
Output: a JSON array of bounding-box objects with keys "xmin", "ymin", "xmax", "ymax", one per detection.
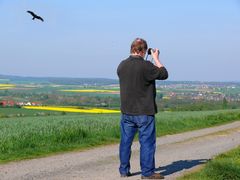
[{"xmin": 117, "ymin": 38, "xmax": 168, "ymax": 179}]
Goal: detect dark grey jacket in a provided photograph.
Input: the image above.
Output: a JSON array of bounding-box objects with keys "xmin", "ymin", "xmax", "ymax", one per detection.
[{"xmin": 117, "ymin": 55, "xmax": 168, "ymax": 115}]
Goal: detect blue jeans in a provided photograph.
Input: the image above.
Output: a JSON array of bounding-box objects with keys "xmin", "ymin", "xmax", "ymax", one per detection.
[{"xmin": 119, "ymin": 114, "xmax": 156, "ymax": 177}]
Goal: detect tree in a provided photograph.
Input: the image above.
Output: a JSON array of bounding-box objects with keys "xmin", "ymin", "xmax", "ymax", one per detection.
[{"xmin": 222, "ymin": 97, "xmax": 228, "ymax": 109}]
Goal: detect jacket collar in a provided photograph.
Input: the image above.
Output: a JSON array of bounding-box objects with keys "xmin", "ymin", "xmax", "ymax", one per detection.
[{"xmin": 129, "ymin": 55, "xmax": 144, "ymax": 60}]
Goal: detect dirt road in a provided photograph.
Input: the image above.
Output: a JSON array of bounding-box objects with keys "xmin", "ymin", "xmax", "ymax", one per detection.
[{"xmin": 1, "ymin": 121, "xmax": 240, "ymax": 180}]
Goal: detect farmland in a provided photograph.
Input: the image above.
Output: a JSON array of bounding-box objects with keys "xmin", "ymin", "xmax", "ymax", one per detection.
[
  {"xmin": 1, "ymin": 75, "xmax": 240, "ymax": 163},
  {"xmin": 1, "ymin": 75, "xmax": 240, "ymax": 111},
  {"xmin": 23, "ymin": 106, "xmax": 120, "ymax": 113},
  {"xmin": 1, "ymin": 109, "xmax": 240, "ymax": 163},
  {"xmin": 0, "ymin": 84, "xmax": 15, "ymax": 90}
]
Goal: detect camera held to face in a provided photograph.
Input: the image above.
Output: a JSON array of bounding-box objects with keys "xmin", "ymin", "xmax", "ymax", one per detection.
[{"xmin": 147, "ymin": 48, "xmax": 160, "ymax": 55}]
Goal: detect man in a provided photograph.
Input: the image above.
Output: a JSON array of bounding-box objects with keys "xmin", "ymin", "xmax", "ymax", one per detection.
[{"xmin": 117, "ymin": 38, "xmax": 168, "ymax": 179}]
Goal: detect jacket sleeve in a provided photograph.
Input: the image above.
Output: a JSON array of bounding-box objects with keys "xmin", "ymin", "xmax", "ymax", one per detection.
[
  {"xmin": 117, "ymin": 63, "xmax": 122, "ymax": 77},
  {"xmin": 144, "ymin": 62, "xmax": 168, "ymax": 81}
]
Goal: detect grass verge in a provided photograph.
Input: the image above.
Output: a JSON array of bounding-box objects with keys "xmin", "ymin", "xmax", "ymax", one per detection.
[
  {"xmin": 179, "ymin": 146, "xmax": 240, "ymax": 180},
  {"xmin": 1, "ymin": 109, "xmax": 240, "ymax": 163}
]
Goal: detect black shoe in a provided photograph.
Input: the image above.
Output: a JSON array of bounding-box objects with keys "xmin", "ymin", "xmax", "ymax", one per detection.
[
  {"xmin": 141, "ymin": 173, "xmax": 164, "ymax": 179},
  {"xmin": 120, "ymin": 172, "xmax": 131, "ymax": 178}
]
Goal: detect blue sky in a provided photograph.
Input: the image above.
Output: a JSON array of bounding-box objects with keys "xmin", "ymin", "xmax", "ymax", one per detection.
[{"xmin": 0, "ymin": 0, "xmax": 239, "ymax": 81}]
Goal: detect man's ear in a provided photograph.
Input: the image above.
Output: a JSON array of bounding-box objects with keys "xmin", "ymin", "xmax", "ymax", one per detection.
[{"xmin": 140, "ymin": 51, "xmax": 146, "ymax": 57}]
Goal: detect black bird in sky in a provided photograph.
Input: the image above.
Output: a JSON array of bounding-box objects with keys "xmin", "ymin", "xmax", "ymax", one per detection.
[{"xmin": 27, "ymin": 11, "xmax": 44, "ymax": 22}]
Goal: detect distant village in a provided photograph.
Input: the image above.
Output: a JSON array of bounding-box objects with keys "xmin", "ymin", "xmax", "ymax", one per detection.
[
  {"xmin": 157, "ymin": 83, "xmax": 240, "ymax": 102},
  {"xmin": 0, "ymin": 100, "xmax": 41, "ymax": 107},
  {"xmin": 1, "ymin": 80, "xmax": 240, "ymax": 110}
]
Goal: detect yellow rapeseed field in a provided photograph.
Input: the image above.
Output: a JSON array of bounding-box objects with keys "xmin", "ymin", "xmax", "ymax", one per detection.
[
  {"xmin": 23, "ymin": 106, "xmax": 120, "ymax": 114},
  {"xmin": 0, "ymin": 84, "xmax": 15, "ymax": 87},
  {"xmin": 59, "ymin": 89, "xmax": 119, "ymax": 93},
  {"xmin": 0, "ymin": 84, "xmax": 15, "ymax": 90}
]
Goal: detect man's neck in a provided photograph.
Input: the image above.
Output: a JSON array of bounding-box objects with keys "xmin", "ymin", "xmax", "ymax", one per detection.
[{"xmin": 131, "ymin": 53, "xmax": 144, "ymax": 58}]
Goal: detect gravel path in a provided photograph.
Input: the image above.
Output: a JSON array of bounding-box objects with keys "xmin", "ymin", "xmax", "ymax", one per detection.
[{"xmin": 1, "ymin": 121, "xmax": 240, "ymax": 180}]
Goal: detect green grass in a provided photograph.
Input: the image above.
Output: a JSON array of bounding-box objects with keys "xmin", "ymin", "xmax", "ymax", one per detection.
[
  {"xmin": 1, "ymin": 109, "xmax": 240, "ymax": 163},
  {"xmin": 180, "ymin": 146, "xmax": 240, "ymax": 180},
  {"xmin": 0, "ymin": 107, "xmax": 75, "ymax": 118},
  {"xmin": 155, "ymin": 109, "xmax": 240, "ymax": 136}
]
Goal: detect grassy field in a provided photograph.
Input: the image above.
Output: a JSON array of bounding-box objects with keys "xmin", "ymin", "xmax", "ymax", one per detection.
[
  {"xmin": 0, "ymin": 107, "xmax": 73, "ymax": 117},
  {"xmin": 1, "ymin": 109, "xmax": 240, "ymax": 163},
  {"xmin": 180, "ymin": 146, "xmax": 240, "ymax": 180}
]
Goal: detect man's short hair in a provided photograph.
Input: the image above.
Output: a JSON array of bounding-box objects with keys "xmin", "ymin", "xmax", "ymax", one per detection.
[{"xmin": 130, "ymin": 38, "xmax": 148, "ymax": 54}]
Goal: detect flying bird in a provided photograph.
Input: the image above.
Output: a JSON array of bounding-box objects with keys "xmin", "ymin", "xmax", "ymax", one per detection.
[{"xmin": 27, "ymin": 11, "xmax": 44, "ymax": 22}]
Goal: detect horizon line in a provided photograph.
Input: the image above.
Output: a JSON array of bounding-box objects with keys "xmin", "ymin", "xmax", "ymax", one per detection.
[{"xmin": 0, "ymin": 74, "xmax": 239, "ymax": 83}]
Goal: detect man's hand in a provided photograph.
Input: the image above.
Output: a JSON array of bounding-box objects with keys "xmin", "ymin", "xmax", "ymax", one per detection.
[{"xmin": 151, "ymin": 48, "xmax": 164, "ymax": 68}]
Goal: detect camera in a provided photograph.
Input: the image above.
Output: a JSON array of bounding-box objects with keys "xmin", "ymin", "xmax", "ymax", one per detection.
[
  {"xmin": 147, "ymin": 48, "xmax": 160, "ymax": 55},
  {"xmin": 145, "ymin": 48, "xmax": 160, "ymax": 61}
]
